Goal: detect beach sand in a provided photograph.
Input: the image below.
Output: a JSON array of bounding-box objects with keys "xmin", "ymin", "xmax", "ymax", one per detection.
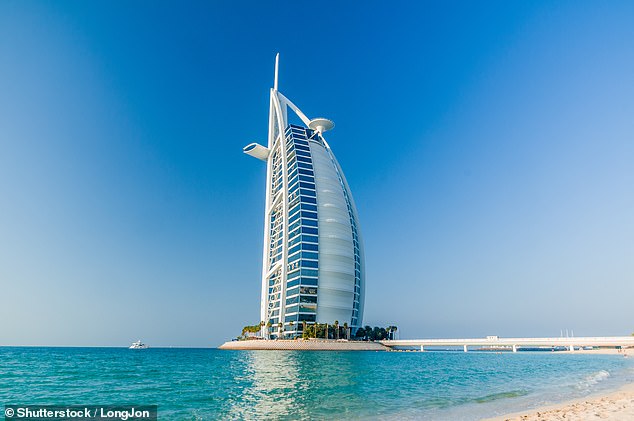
[{"xmin": 487, "ymin": 349, "xmax": 633, "ymax": 421}]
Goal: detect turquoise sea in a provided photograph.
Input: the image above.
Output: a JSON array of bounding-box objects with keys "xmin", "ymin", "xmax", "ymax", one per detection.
[{"xmin": 1, "ymin": 347, "xmax": 632, "ymax": 420}]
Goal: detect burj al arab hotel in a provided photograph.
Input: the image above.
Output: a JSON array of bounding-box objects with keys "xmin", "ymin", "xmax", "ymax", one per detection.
[{"xmin": 243, "ymin": 55, "xmax": 365, "ymax": 339}]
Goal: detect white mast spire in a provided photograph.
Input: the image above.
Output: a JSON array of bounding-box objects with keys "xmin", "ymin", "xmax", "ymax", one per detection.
[{"xmin": 274, "ymin": 53, "xmax": 279, "ymax": 91}]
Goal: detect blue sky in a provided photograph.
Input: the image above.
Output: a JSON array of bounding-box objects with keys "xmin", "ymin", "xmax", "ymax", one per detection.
[{"xmin": 1, "ymin": 1, "xmax": 632, "ymax": 346}]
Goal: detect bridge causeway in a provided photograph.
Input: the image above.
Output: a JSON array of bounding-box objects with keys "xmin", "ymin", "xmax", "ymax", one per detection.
[{"xmin": 379, "ymin": 336, "xmax": 634, "ymax": 352}]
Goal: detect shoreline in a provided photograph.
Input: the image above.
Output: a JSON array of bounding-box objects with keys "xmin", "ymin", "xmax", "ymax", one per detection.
[
  {"xmin": 486, "ymin": 349, "xmax": 633, "ymax": 421},
  {"xmin": 218, "ymin": 339, "xmax": 389, "ymax": 351},
  {"xmin": 485, "ymin": 382, "xmax": 634, "ymax": 421}
]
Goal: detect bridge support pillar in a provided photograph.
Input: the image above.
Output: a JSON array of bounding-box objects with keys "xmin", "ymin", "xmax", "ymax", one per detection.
[
  {"xmin": 420, "ymin": 345, "xmax": 424, "ymax": 352},
  {"xmin": 569, "ymin": 345, "xmax": 574, "ymax": 352},
  {"xmin": 512, "ymin": 344, "xmax": 517, "ymax": 353},
  {"xmin": 463, "ymin": 345, "xmax": 468, "ymax": 353}
]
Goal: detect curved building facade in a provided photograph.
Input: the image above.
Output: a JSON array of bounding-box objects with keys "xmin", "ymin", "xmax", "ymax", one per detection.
[{"xmin": 244, "ymin": 55, "xmax": 364, "ymax": 338}]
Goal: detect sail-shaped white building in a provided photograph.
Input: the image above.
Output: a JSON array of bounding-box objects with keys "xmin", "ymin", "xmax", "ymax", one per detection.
[{"xmin": 244, "ymin": 55, "xmax": 364, "ymax": 339}]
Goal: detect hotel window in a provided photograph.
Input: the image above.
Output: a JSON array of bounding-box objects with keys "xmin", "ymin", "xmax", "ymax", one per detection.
[
  {"xmin": 302, "ymin": 227, "xmax": 318, "ymax": 236},
  {"xmin": 301, "ymin": 211, "xmax": 317, "ymax": 219},
  {"xmin": 301, "ymin": 251, "xmax": 318, "ymax": 260},
  {"xmin": 299, "ymin": 286, "xmax": 317, "ymax": 295},
  {"xmin": 302, "ymin": 235, "xmax": 318, "ymax": 244},
  {"xmin": 302, "ymin": 242, "xmax": 318, "ymax": 251},
  {"xmin": 288, "ymin": 244, "xmax": 301, "ymax": 255},
  {"xmin": 301, "ymin": 260, "xmax": 318, "ymax": 269},
  {"xmin": 299, "ymin": 304, "xmax": 317, "ymax": 313},
  {"xmin": 299, "ymin": 189, "xmax": 316, "ymax": 197},
  {"xmin": 300, "ymin": 203, "xmax": 317, "ymax": 212}
]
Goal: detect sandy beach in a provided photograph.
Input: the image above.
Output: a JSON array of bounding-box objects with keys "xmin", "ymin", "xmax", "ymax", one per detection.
[{"xmin": 487, "ymin": 349, "xmax": 633, "ymax": 421}]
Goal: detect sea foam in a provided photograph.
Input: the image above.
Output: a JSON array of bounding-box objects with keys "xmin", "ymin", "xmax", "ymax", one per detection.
[{"xmin": 576, "ymin": 370, "xmax": 610, "ymax": 390}]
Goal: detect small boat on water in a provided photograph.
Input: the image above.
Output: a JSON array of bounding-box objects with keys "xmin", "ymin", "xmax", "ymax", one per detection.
[{"xmin": 129, "ymin": 340, "xmax": 148, "ymax": 349}]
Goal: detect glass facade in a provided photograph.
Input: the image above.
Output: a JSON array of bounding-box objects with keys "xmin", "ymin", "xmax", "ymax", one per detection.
[{"xmin": 282, "ymin": 125, "xmax": 320, "ymax": 333}]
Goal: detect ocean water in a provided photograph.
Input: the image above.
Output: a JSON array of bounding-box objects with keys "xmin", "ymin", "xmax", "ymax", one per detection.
[{"xmin": 1, "ymin": 347, "xmax": 632, "ymax": 420}]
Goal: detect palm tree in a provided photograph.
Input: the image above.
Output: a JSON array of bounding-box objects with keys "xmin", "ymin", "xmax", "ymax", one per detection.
[
  {"xmin": 277, "ymin": 322, "xmax": 283, "ymax": 339},
  {"xmin": 356, "ymin": 326, "xmax": 366, "ymax": 340},
  {"xmin": 260, "ymin": 321, "xmax": 265, "ymax": 338},
  {"xmin": 343, "ymin": 322, "xmax": 349, "ymax": 340},
  {"xmin": 266, "ymin": 321, "xmax": 272, "ymax": 339},
  {"xmin": 392, "ymin": 326, "xmax": 398, "ymax": 340},
  {"xmin": 289, "ymin": 321, "xmax": 294, "ymax": 339},
  {"xmin": 302, "ymin": 321, "xmax": 307, "ymax": 338},
  {"xmin": 334, "ymin": 320, "xmax": 339, "ymax": 340}
]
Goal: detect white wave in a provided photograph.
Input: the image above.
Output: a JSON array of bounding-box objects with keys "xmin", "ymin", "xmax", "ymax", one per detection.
[{"xmin": 575, "ymin": 370, "xmax": 610, "ymax": 390}]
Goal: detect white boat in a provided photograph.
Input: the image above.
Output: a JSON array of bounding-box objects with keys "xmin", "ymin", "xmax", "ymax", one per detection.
[{"xmin": 129, "ymin": 340, "xmax": 148, "ymax": 349}]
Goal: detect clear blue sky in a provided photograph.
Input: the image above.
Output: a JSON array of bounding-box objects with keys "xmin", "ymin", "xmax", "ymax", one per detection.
[{"xmin": 1, "ymin": 1, "xmax": 632, "ymax": 347}]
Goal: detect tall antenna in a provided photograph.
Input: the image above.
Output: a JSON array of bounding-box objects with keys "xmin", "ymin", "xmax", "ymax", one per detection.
[{"xmin": 274, "ymin": 53, "xmax": 279, "ymax": 91}]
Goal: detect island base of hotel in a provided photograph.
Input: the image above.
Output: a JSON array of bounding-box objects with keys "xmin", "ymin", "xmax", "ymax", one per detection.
[{"xmin": 219, "ymin": 339, "xmax": 388, "ymax": 351}]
